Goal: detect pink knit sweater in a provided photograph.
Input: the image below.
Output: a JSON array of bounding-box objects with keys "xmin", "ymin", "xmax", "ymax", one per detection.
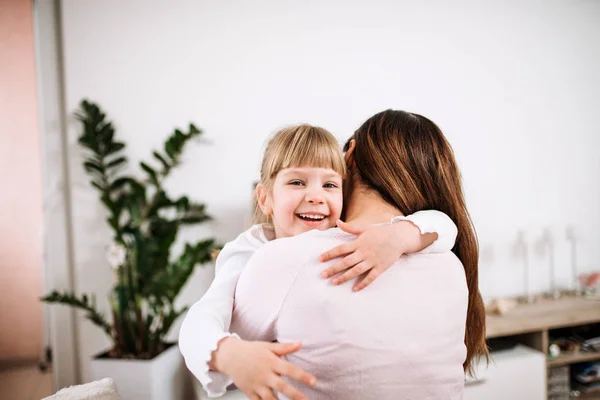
[{"xmin": 231, "ymin": 228, "xmax": 468, "ymax": 400}]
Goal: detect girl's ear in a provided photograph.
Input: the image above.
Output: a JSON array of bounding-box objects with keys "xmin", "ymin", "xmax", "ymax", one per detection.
[{"xmin": 256, "ymin": 183, "xmax": 273, "ymax": 216}]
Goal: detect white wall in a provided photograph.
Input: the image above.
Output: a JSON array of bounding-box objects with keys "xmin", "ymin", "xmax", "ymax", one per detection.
[{"xmin": 58, "ymin": 0, "xmax": 600, "ymax": 382}]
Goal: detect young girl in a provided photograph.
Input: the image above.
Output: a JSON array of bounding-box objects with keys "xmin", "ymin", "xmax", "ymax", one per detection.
[{"xmin": 179, "ymin": 124, "xmax": 458, "ymax": 399}]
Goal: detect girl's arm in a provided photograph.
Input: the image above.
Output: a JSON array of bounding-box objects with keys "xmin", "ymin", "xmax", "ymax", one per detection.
[
  {"xmin": 320, "ymin": 210, "xmax": 457, "ymax": 291},
  {"xmin": 179, "ymin": 225, "xmax": 314, "ymax": 399},
  {"xmin": 179, "ymin": 226, "xmax": 266, "ymax": 397},
  {"xmin": 179, "ymin": 253, "xmax": 252, "ymax": 396},
  {"xmin": 391, "ymin": 210, "xmax": 458, "ymax": 254}
]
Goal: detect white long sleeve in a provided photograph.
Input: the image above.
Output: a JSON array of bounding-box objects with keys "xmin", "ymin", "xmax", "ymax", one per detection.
[
  {"xmin": 392, "ymin": 209, "xmax": 458, "ymax": 254},
  {"xmin": 179, "ymin": 224, "xmax": 272, "ymax": 398}
]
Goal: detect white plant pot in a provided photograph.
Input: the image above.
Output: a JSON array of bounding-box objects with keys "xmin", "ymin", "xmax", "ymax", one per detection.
[{"xmin": 91, "ymin": 343, "xmax": 193, "ymax": 400}]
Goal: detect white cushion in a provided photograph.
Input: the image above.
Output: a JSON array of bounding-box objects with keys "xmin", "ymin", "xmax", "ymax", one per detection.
[{"xmin": 43, "ymin": 377, "xmax": 120, "ymax": 400}]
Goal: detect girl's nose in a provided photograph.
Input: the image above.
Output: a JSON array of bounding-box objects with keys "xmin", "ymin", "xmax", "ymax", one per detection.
[{"xmin": 305, "ymin": 189, "xmax": 325, "ymax": 204}]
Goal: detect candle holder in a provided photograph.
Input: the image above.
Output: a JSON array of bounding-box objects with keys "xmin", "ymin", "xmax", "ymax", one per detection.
[
  {"xmin": 542, "ymin": 229, "xmax": 561, "ymax": 300},
  {"xmin": 516, "ymin": 231, "xmax": 536, "ymax": 304},
  {"xmin": 566, "ymin": 226, "xmax": 582, "ymax": 297}
]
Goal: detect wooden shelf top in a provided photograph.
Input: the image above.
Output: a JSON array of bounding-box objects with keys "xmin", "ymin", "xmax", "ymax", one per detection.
[
  {"xmin": 486, "ymin": 296, "xmax": 600, "ymax": 338},
  {"xmin": 547, "ymin": 351, "xmax": 600, "ymax": 367}
]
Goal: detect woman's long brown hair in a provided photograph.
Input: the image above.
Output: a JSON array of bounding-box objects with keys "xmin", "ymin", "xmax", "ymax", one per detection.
[{"xmin": 345, "ymin": 109, "xmax": 488, "ymax": 374}]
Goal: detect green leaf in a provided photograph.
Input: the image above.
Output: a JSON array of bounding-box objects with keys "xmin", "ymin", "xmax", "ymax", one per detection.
[
  {"xmin": 78, "ymin": 136, "xmax": 92, "ymax": 148},
  {"xmin": 145, "ymin": 191, "xmax": 172, "ymax": 218},
  {"xmin": 99, "ymin": 122, "xmax": 115, "ymax": 139},
  {"xmin": 41, "ymin": 290, "xmax": 112, "ymax": 339},
  {"xmin": 100, "ymin": 194, "xmax": 115, "ymax": 213},
  {"xmin": 179, "ymin": 215, "xmax": 210, "ymax": 224},
  {"xmin": 91, "ymin": 181, "xmax": 104, "ymax": 191},
  {"xmin": 107, "ymin": 216, "xmax": 119, "ymax": 232},
  {"xmin": 130, "ymin": 181, "xmax": 146, "ymax": 203},
  {"xmin": 174, "ymin": 196, "xmax": 189, "ymax": 211},
  {"xmin": 140, "ymin": 162, "xmax": 158, "ymax": 184},
  {"xmin": 187, "ymin": 202, "xmax": 207, "ymax": 214},
  {"xmin": 188, "ymin": 123, "xmax": 201, "ymax": 135},
  {"xmin": 106, "ymin": 156, "xmax": 127, "ymax": 169},
  {"xmin": 107, "ymin": 142, "xmax": 126, "ymax": 155},
  {"xmin": 84, "ymin": 161, "xmax": 103, "ymax": 174},
  {"xmin": 164, "ymin": 141, "xmax": 176, "ymax": 159},
  {"xmin": 152, "ymin": 151, "xmax": 171, "ymax": 171},
  {"xmin": 110, "ymin": 177, "xmax": 131, "ymax": 191}
]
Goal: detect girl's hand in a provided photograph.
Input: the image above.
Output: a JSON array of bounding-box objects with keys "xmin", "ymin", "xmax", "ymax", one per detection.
[
  {"xmin": 320, "ymin": 219, "xmax": 437, "ymax": 291},
  {"xmin": 211, "ymin": 337, "xmax": 317, "ymax": 400}
]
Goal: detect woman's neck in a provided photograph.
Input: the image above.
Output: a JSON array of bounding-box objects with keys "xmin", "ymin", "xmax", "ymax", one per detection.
[{"xmin": 343, "ymin": 184, "xmax": 404, "ymax": 226}]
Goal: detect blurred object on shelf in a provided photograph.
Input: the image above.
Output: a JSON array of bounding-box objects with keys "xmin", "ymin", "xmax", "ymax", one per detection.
[
  {"xmin": 583, "ymin": 337, "xmax": 600, "ymax": 353},
  {"xmin": 572, "ymin": 362, "xmax": 600, "ymax": 397},
  {"xmin": 566, "ymin": 226, "xmax": 582, "ymax": 297},
  {"xmin": 549, "ymin": 343, "xmax": 561, "ymax": 358},
  {"xmin": 573, "ymin": 362, "xmax": 600, "ymax": 384},
  {"xmin": 579, "ymin": 272, "xmax": 600, "ymax": 299},
  {"xmin": 550, "ymin": 337, "xmax": 582, "ymax": 355},
  {"xmin": 486, "ymin": 297, "xmax": 518, "ymax": 316}
]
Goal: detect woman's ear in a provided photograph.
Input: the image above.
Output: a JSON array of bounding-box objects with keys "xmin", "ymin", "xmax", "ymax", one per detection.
[
  {"xmin": 345, "ymin": 139, "xmax": 356, "ymax": 168},
  {"xmin": 256, "ymin": 183, "xmax": 273, "ymax": 216}
]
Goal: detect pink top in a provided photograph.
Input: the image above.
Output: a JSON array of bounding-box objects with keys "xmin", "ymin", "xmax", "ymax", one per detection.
[{"xmin": 231, "ymin": 228, "xmax": 468, "ymax": 400}]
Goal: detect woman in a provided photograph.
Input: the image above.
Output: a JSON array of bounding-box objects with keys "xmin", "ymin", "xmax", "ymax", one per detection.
[{"xmin": 204, "ymin": 110, "xmax": 487, "ymax": 399}]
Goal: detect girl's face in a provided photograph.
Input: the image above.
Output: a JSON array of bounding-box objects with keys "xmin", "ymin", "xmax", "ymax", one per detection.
[{"xmin": 261, "ymin": 167, "xmax": 343, "ymax": 239}]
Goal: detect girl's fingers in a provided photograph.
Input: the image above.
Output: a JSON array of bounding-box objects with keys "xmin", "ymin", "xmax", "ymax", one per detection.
[
  {"xmin": 331, "ymin": 261, "xmax": 371, "ymax": 286},
  {"xmin": 323, "ymin": 251, "xmax": 363, "ymax": 279},
  {"xmin": 353, "ymin": 267, "xmax": 382, "ymax": 292},
  {"xmin": 319, "ymin": 242, "xmax": 356, "ymax": 263},
  {"xmin": 269, "ymin": 376, "xmax": 309, "ymax": 400},
  {"xmin": 256, "ymin": 387, "xmax": 278, "ymax": 400},
  {"xmin": 267, "ymin": 341, "xmax": 302, "ymax": 356},
  {"xmin": 275, "ymin": 358, "xmax": 317, "ymax": 389},
  {"xmin": 277, "ymin": 378, "xmax": 308, "ymax": 400},
  {"xmin": 336, "ymin": 219, "xmax": 365, "ymax": 235}
]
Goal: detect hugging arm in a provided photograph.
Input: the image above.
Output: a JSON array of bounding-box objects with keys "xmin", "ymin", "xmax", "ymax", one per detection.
[
  {"xmin": 179, "ymin": 226, "xmax": 270, "ymax": 397},
  {"xmin": 320, "ymin": 210, "xmax": 458, "ymax": 291},
  {"xmin": 179, "ymin": 251, "xmax": 254, "ymax": 397}
]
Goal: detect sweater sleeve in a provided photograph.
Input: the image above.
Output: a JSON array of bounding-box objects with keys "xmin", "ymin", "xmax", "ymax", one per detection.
[
  {"xmin": 392, "ymin": 210, "xmax": 458, "ymax": 254},
  {"xmin": 178, "ymin": 225, "xmax": 269, "ymax": 398}
]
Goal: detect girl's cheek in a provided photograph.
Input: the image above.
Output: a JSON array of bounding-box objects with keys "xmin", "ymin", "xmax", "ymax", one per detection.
[{"xmin": 331, "ymin": 205, "xmax": 343, "ymax": 220}]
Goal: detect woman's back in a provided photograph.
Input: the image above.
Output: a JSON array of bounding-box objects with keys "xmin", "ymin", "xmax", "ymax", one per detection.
[{"xmin": 233, "ymin": 229, "xmax": 468, "ymax": 399}]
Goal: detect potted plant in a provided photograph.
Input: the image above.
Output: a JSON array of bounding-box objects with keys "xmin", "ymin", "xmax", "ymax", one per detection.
[{"xmin": 42, "ymin": 100, "xmax": 217, "ymax": 399}]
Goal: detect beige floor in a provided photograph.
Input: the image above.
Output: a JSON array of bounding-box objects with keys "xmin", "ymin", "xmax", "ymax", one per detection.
[{"xmin": 0, "ymin": 365, "xmax": 54, "ymax": 400}]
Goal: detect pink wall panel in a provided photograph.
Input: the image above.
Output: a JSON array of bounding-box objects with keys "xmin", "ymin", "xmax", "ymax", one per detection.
[{"xmin": 0, "ymin": 0, "xmax": 44, "ymax": 361}]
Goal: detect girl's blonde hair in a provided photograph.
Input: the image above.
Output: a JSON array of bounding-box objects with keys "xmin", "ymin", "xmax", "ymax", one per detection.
[{"xmin": 253, "ymin": 124, "xmax": 346, "ymax": 224}]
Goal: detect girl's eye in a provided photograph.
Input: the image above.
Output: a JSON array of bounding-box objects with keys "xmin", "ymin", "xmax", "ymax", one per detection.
[
  {"xmin": 289, "ymin": 180, "xmax": 305, "ymax": 186},
  {"xmin": 324, "ymin": 182, "xmax": 339, "ymax": 189}
]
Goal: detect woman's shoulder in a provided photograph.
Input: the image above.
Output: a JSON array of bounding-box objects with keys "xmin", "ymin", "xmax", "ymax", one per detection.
[
  {"xmin": 406, "ymin": 250, "xmax": 462, "ymax": 264},
  {"xmin": 258, "ymin": 228, "xmax": 343, "ymax": 255},
  {"xmin": 403, "ymin": 251, "xmax": 466, "ymax": 281}
]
